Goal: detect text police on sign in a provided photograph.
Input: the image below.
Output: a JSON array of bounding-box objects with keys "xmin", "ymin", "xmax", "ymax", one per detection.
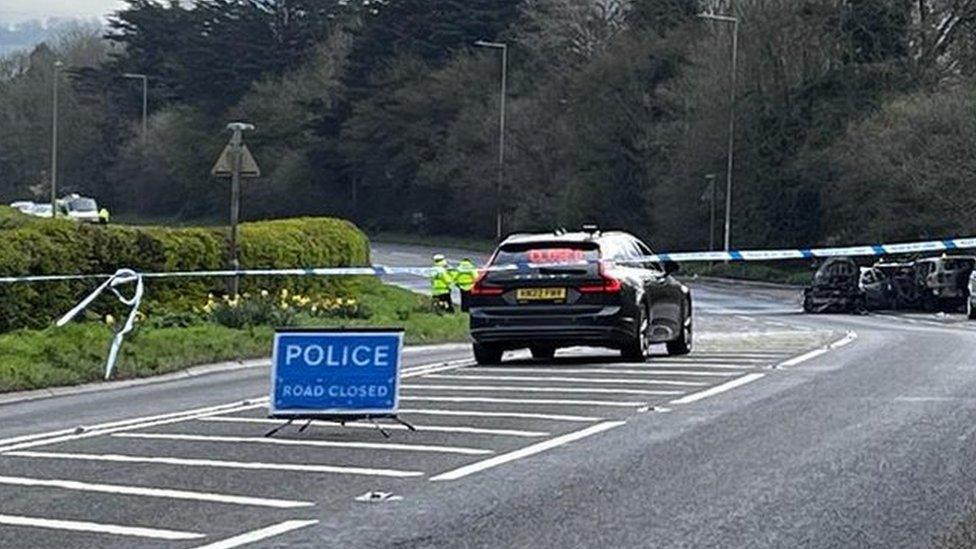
[{"xmin": 270, "ymin": 328, "xmax": 405, "ymax": 418}]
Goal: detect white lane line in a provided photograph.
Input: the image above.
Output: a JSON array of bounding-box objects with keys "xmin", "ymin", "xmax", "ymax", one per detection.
[
  {"xmin": 776, "ymin": 331, "xmax": 857, "ymax": 368},
  {"xmin": 0, "ymin": 399, "xmax": 268, "ymax": 452},
  {"xmin": 403, "ymin": 384, "xmax": 681, "ymax": 396},
  {"xmin": 400, "ymin": 396, "xmax": 644, "ymax": 407},
  {"xmin": 646, "ymin": 358, "xmax": 773, "ymax": 364},
  {"xmin": 112, "ymin": 433, "xmax": 492, "ymax": 455},
  {"xmin": 461, "ymin": 367, "xmax": 738, "ymax": 377},
  {"xmin": 669, "ymin": 373, "xmax": 765, "ymax": 405},
  {"xmin": 0, "ymin": 513, "xmax": 204, "ymax": 541},
  {"xmin": 5, "ymin": 451, "xmax": 423, "ymax": 478},
  {"xmin": 0, "ymin": 475, "xmax": 312, "ymax": 509},
  {"xmin": 425, "ymin": 374, "xmax": 706, "ymax": 386},
  {"xmin": 430, "ymin": 421, "xmax": 626, "ymax": 482},
  {"xmin": 0, "ymin": 402, "xmax": 266, "ymax": 454},
  {"xmin": 198, "ymin": 416, "xmax": 548, "ymax": 438},
  {"xmin": 398, "ymin": 409, "xmax": 602, "ymax": 422},
  {"xmin": 193, "ymin": 520, "xmax": 319, "ymax": 549},
  {"xmin": 776, "ymin": 348, "xmax": 828, "ymax": 368}
]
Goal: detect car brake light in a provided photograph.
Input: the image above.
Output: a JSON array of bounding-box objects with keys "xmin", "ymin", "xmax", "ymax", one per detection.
[
  {"xmin": 471, "ymin": 270, "xmax": 503, "ymax": 296},
  {"xmin": 579, "ymin": 261, "xmax": 622, "ymax": 294}
]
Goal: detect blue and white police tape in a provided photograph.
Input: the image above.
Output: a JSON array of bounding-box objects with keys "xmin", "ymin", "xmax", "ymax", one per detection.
[
  {"xmin": 9, "ymin": 233, "xmax": 976, "ymax": 380},
  {"xmin": 56, "ymin": 269, "xmax": 143, "ymax": 380},
  {"xmin": 3, "ymin": 234, "xmax": 976, "ymax": 285}
]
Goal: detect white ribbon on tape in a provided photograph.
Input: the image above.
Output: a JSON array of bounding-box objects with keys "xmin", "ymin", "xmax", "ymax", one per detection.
[{"xmin": 57, "ymin": 268, "xmax": 144, "ymax": 380}]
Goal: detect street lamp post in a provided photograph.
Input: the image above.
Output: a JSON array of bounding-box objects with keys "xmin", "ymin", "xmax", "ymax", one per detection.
[
  {"xmin": 50, "ymin": 60, "xmax": 63, "ymax": 218},
  {"xmin": 474, "ymin": 40, "xmax": 508, "ymax": 241},
  {"xmin": 705, "ymin": 173, "xmax": 717, "ymax": 251},
  {"xmin": 698, "ymin": 12, "xmax": 739, "ymax": 253},
  {"xmin": 122, "ymin": 73, "xmax": 149, "ymax": 146}
]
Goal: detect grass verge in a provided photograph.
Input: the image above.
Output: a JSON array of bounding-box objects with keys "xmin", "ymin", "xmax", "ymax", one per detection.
[{"xmin": 0, "ymin": 283, "xmax": 469, "ymax": 394}]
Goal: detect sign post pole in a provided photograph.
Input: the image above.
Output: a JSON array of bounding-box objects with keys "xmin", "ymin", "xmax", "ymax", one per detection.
[{"xmin": 211, "ymin": 122, "xmax": 259, "ymax": 296}]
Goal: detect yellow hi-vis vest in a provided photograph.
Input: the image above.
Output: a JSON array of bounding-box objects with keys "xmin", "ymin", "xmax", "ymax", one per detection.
[
  {"xmin": 431, "ymin": 261, "xmax": 453, "ymax": 296},
  {"xmin": 455, "ymin": 260, "xmax": 477, "ymax": 291}
]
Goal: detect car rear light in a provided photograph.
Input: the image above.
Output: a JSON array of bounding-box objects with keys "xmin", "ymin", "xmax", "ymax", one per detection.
[
  {"xmin": 579, "ymin": 261, "xmax": 622, "ymax": 294},
  {"xmin": 471, "ymin": 270, "xmax": 503, "ymax": 296}
]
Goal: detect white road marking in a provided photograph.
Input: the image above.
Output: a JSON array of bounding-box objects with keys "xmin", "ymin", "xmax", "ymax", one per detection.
[
  {"xmin": 430, "ymin": 421, "xmax": 626, "ymax": 481},
  {"xmin": 0, "ymin": 399, "xmax": 268, "ymax": 453},
  {"xmin": 776, "ymin": 348, "xmax": 828, "ymax": 368},
  {"xmin": 0, "ymin": 475, "xmax": 312, "ymax": 509},
  {"xmin": 645, "ymin": 357, "xmax": 773, "ymax": 364},
  {"xmin": 398, "ymin": 409, "xmax": 602, "ymax": 422},
  {"xmin": 400, "ymin": 396, "xmax": 645, "ymax": 407},
  {"xmin": 112, "ymin": 432, "xmax": 492, "ymax": 455},
  {"xmin": 403, "ymin": 384, "xmax": 681, "ymax": 396},
  {"xmin": 424, "ymin": 374, "xmax": 706, "ymax": 386},
  {"xmin": 198, "ymin": 416, "xmax": 548, "ymax": 438},
  {"xmin": 461, "ymin": 367, "xmax": 738, "ymax": 377},
  {"xmin": 669, "ymin": 373, "xmax": 765, "ymax": 405},
  {"xmin": 192, "ymin": 520, "xmax": 319, "ymax": 549},
  {"xmin": 775, "ymin": 331, "xmax": 857, "ymax": 368},
  {"xmin": 0, "ymin": 513, "xmax": 204, "ymax": 541},
  {"xmin": 5, "ymin": 451, "xmax": 423, "ymax": 478}
]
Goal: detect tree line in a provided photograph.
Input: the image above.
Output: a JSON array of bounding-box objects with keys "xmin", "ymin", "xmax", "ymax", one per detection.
[{"xmin": 1, "ymin": 0, "xmax": 975, "ymax": 251}]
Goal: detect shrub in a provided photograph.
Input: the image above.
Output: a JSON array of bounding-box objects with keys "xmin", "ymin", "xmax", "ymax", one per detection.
[{"xmin": 0, "ymin": 216, "xmax": 370, "ymax": 332}]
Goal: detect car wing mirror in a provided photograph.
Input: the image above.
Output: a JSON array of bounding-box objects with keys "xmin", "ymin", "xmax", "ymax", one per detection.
[{"xmin": 663, "ymin": 261, "xmax": 680, "ymax": 275}]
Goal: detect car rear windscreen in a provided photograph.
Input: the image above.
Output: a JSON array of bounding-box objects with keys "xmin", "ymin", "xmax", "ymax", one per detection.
[{"xmin": 492, "ymin": 243, "xmax": 599, "ymax": 267}]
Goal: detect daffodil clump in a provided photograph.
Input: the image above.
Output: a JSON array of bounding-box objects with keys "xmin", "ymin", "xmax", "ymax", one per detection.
[{"xmin": 199, "ymin": 288, "xmax": 366, "ymax": 329}]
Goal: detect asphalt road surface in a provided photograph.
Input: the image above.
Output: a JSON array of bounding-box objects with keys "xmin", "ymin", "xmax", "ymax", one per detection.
[{"xmin": 2, "ymin": 244, "xmax": 976, "ymax": 548}]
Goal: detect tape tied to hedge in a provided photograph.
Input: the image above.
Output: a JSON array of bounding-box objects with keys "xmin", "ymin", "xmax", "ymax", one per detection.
[{"xmin": 56, "ymin": 268, "xmax": 144, "ymax": 380}]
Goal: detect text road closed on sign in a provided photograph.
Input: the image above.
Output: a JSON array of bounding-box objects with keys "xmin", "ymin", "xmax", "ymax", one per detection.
[{"xmin": 271, "ymin": 329, "xmax": 404, "ymax": 417}]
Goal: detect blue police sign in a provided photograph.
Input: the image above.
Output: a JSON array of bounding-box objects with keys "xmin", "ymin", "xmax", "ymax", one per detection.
[{"xmin": 270, "ymin": 329, "xmax": 404, "ymax": 417}]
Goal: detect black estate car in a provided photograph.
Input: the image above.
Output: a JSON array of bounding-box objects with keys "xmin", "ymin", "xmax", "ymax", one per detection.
[{"xmin": 466, "ymin": 227, "xmax": 692, "ymax": 365}]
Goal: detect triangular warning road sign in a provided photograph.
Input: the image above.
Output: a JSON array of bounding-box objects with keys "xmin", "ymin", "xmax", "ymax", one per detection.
[{"xmin": 211, "ymin": 144, "xmax": 261, "ymax": 178}]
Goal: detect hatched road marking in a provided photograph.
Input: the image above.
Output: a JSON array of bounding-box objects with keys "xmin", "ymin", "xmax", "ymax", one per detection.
[
  {"xmin": 402, "ymin": 384, "xmax": 683, "ymax": 396},
  {"xmin": 0, "ymin": 475, "xmax": 312, "ymax": 508},
  {"xmin": 423, "ymin": 374, "xmax": 708, "ymax": 386},
  {"xmin": 192, "ymin": 520, "xmax": 319, "ymax": 549},
  {"xmin": 0, "ymin": 514, "xmax": 204, "ymax": 541},
  {"xmin": 430, "ymin": 421, "xmax": 626, "ymax": 482},
  {"xmin": 4, "ymin": 451, "xmax": 425, "ymax": 478},
  {"xmin": 198, "ymin": 416, "xmax": 550, "ymax": 438},
  {"xmin": 112, "ymin": 432, "xmax": 493, "ymax": 455}
]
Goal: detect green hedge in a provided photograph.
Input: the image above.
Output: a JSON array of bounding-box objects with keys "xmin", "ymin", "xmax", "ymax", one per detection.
[{"xmin": 0, "ymin": 211, "xmax": 370, "ymax": 332}]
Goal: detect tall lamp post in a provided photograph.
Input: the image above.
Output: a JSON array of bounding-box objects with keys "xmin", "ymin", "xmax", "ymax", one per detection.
[
  {"xmin": 50, "ymin": 60, "xmax": 63, "ymax": 217},
  {"xmin": 705, "ymin": 173, "xmax": 717, "ymax": 251},
  {"xmin": 122, "ymin": 73, "xmax": 149, "ymax": 146},
  {"xmin": 474, "ymin": 40, "xmax": 508, "ymax": 241},
  {"xmin": 698, "ymin": 12, "xmax": 738, "ymax": 253}
]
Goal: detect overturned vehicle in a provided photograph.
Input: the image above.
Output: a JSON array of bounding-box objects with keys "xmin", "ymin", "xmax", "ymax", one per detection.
[{"xmin": 803, "ymin": 257, "xmax": 865, "ymax": 313}]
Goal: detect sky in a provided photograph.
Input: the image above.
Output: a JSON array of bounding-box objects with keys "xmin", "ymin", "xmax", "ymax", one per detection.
[{"xmin": 0, "ymin": 0, "xmax": 126, "ymax": 24}]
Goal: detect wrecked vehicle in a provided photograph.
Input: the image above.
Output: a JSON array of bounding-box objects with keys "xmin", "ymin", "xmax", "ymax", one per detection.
[
  {"xmin": 859, "ymin": 266, "xmax": 895, "ymax": 310},
  {"xmin": 873, "ymin": 261, "xmax": 921, "ymax": 310},
  {"xmin": 803, "ymin": 257, "xmax": 865, "ymax": 313},
  {"xmin": 914, "ymin": 256, "xmax": 975, "ymax": 312}
]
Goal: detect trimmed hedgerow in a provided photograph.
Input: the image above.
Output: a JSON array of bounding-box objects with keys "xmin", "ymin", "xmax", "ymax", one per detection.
[{"xmin": 0, "ymin": 213, "xmax": 370, "ymax": 331}]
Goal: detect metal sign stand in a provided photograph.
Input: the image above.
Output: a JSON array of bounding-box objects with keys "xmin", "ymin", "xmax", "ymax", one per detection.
[{"xmin": 263, "ymin": 414, "xmax": 416, "ymax": 439}]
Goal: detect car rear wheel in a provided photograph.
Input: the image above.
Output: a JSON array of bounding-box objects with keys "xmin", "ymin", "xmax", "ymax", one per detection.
[
  {"xmin": 530, "ymin": 346, "xmax": 556, "ymax": 360},
  {"xmin": 667, "ymin": 300, "xmax": 693, "ymax": 356},
  {"xmin": 473, "ymin": 343, "xmax": 503, "ymax": 365},
  {"xmin": 621, "ymin": 304, "xmax": 650, "ymax": 361}
]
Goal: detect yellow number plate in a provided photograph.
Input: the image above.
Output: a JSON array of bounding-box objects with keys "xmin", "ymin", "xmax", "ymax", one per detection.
[{"xmin": 516, "ymin": 288, "xmax": 567, "ymax": 301}]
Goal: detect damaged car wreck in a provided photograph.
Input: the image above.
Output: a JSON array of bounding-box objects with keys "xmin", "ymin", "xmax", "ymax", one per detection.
[{"xmin": 803, "ymin": 257, "xmax": 866, "ymax": 313}]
